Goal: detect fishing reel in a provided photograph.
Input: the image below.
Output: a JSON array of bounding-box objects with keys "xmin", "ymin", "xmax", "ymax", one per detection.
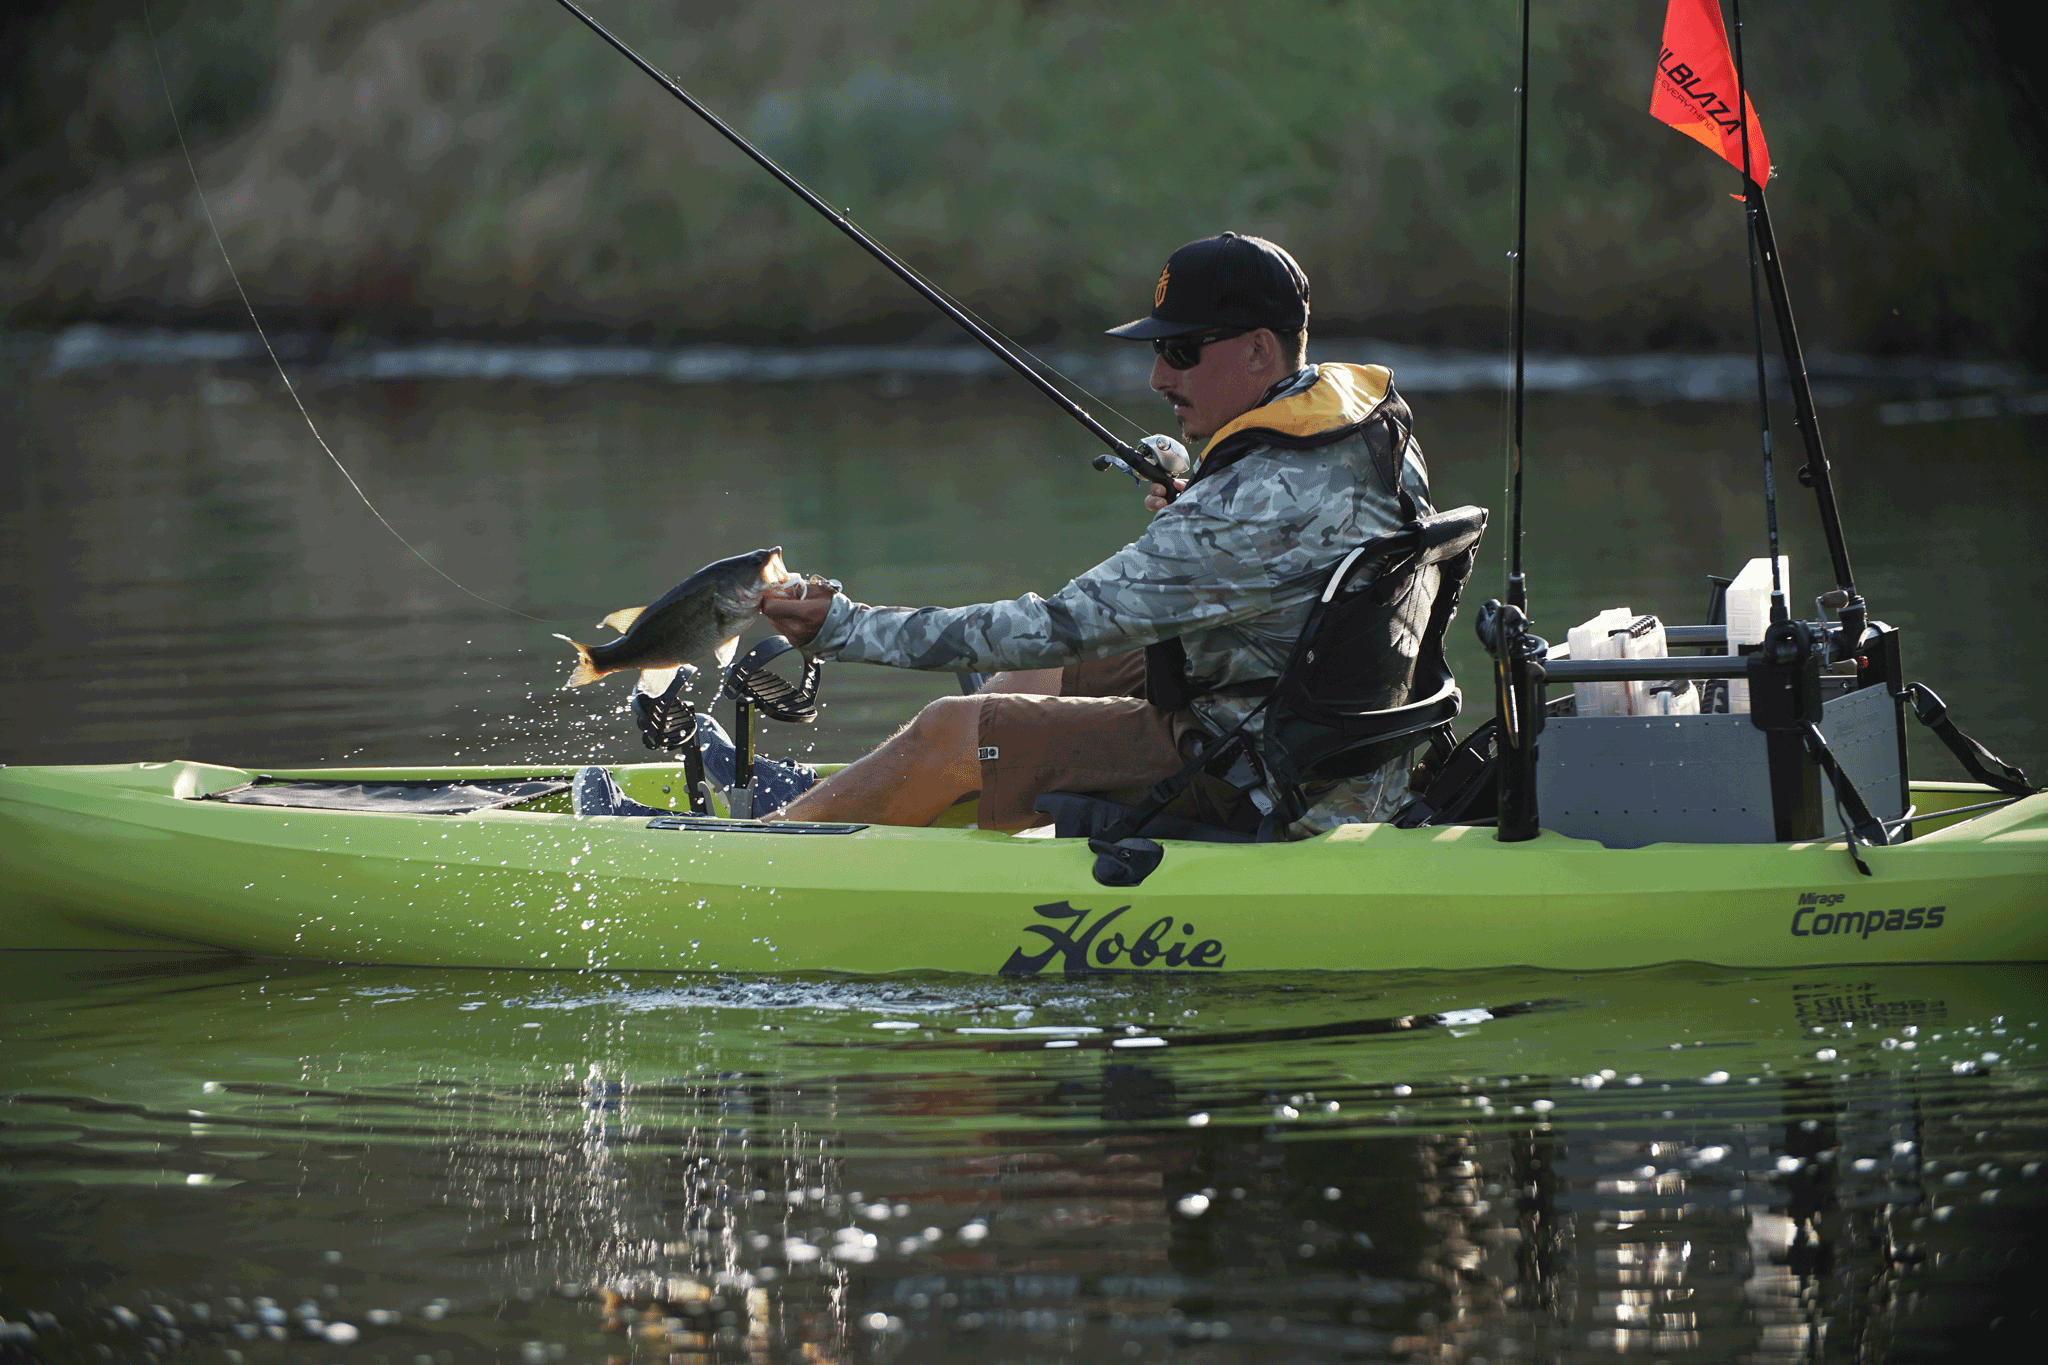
[{"xmin": 1093, "ymin": 434, "xmax": 1191, "ymax": 494}]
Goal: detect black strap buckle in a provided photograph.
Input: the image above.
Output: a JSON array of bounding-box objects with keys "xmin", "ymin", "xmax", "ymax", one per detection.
[
  {"xmin": 1898, "ymin": 681, "xmax": 2036, "ymax": 797},
  {"xmin": 1904, "ymin": 680, "xmax": 1947, "ymax": 729}
]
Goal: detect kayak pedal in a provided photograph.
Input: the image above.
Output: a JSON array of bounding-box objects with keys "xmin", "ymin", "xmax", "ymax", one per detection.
[
  {"xmin": 630, "ymin": 666, "xmax": 712, "ymax": 815},
  {"xmin": 723, "ymin": 637, "xmax": 823, "ymax": 723},
  {"xmin": 721, "ymin": 637, "xmax": 826, "ymax": 819}
]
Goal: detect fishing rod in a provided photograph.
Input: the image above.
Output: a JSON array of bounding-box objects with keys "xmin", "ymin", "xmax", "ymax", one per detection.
[
  {"xmin": 548, "ymin": 0, "xmax": 1183, "ymax": 495},
  {"xmin": 1484, "ymin": 0, "xmax": 1544, "ymax": 845},
  {"xmin": 1505, "ymin": 0, "xmax": 1532, "ymax": 614}
]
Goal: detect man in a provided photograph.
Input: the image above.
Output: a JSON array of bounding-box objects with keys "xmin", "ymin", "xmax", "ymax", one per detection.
[{"xmin": 762, "ymin": 232, "xmax": 1433, "ymax": 837}]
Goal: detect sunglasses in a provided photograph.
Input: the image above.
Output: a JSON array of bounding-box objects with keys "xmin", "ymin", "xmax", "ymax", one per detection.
[{"xmin": 1153, "ymin": 328, "xmax": 1246, "ymax": 371}]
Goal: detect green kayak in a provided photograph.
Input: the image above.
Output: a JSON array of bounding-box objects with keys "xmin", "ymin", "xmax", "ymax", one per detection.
[{"xmin": 2, "ymin": 759, "xmax": 2042, "ymax": 974}]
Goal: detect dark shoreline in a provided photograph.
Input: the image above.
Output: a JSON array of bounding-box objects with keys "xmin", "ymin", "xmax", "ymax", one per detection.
[{"xmin": 11, "ymin": 324, "xmax": 2037, "ymax": 420}]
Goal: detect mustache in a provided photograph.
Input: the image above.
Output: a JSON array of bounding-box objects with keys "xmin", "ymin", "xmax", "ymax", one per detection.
[{"xmin": 1161, "ymin": 390, "xmax": 1190, "ymax": 407}]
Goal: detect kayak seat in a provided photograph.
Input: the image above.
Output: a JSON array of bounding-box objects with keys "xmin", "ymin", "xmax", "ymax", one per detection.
[
  {"xmin": 1258, "ymin": 502, "xmax": 1489, "ymax": 824},
  {"xmin": 1037, "ymin": 503, "xmax": 1490, "ymax": 855}
]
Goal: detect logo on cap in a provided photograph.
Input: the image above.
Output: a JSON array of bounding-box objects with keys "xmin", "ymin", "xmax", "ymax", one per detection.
[{"xmin": 1154, "ymin": 266, "xmax": 1170, "ymax": 308}]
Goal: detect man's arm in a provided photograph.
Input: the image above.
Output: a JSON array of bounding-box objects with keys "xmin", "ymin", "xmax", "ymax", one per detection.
[
  {"xmin": 764, "ymin": 480, "xmax": 1187, "ymax": 652},
  {"xmin": 766, "ymin": 485, "xmax": 1314, "ymax": 674}
]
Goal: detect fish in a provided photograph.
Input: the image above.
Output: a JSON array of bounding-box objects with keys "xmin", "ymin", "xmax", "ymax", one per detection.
[{"xmin": 557, "ymin": 547, "xmax": 796, "ymax": 689}]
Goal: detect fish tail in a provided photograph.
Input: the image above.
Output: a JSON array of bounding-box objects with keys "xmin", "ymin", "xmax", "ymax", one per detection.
[{"xmin": 555, "ymin": 633, "xmax": 604, "ymax": 688}]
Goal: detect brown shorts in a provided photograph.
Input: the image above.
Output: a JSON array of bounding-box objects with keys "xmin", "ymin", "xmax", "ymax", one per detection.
[{"xmin": 976, "ymin": 650, "xmax": 1201, "ymax": 829}]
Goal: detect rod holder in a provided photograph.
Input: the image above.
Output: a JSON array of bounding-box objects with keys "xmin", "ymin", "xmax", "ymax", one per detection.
[{"xmin": 1479, "ymin": 599, "xmax": 1547, "ymax": 842}]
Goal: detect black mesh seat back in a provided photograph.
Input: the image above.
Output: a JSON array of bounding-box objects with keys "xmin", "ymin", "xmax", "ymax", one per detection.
[
  {"xmin": 1263, "ymin": 507, "xmax": 1486, "ymax": 798},
  {"xmin": 1298, "ymin": 558, "xmax": 1441, "ymax": 709}
]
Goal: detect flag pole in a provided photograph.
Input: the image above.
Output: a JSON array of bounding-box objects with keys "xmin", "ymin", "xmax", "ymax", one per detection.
[
  {"xmin": 1748, "ymin": 196, "xmax": 1864, "ymax": 640},
  {"xmin": 1727, "ymin": 0, "xmax": 1785, "ymax": 624},
  {"xmin": 1725, "ymin": 3, "xmax": 1864, "ymax": 643}
]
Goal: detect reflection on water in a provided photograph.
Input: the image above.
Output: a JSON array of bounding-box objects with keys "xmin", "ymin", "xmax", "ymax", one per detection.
[
  {"xmin": 1, "ymin": 956, "xmax": 2043, "ymax": 1362},
  {"xmin": 1, "ymin": 354, "xmax": 2043, "ymax": 781},
  {"xmin": 3, "ymin": 351, "xmax": 2046, "ymax": 1359}
]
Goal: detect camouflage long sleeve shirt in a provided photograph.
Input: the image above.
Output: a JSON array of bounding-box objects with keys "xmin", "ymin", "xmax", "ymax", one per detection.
[{"xmin": 807, "ymin": 363, "xmax": 1432, "ymax": 834}]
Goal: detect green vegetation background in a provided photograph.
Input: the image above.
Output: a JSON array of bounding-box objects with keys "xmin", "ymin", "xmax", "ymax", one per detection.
[{"xmin": 2, "ymin": 0, "xmax": 2041, "ymax": 357}]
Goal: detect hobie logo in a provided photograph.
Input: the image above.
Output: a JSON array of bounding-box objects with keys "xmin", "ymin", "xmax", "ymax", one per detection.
[
  {"xmin": 1155, "ymin": 266, "xmax": 1171, "ymax": 308},
  {"xmin": 1000, "ymin": 901, "xmax": 1225, "ymax": 976}
]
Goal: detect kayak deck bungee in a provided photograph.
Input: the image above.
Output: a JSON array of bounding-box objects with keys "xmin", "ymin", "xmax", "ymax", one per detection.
[{"xmin": 2, "ymin": 760, "xmax": 2043, "ymax": 975}]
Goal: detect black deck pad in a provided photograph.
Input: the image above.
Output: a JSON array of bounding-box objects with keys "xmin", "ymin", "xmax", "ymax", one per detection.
[
  {"xmin": 645, "ymin": 815, "xmax": 867, "ymax": 834},
  {"xmin": 205, "ymin": 777, "xmax": 569, "ymax": 815}
]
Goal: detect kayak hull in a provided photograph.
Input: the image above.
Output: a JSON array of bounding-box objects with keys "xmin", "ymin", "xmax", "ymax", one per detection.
[{"xmin": 3, "ymin": 761, "xmax": 2044, "ymax": 975}]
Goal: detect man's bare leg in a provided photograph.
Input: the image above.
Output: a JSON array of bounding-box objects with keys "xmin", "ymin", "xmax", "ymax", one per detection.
[
  {"xmin": 767, "ymin": 695, "xmax": 986, "ymax": 828},
  {"xmin": 764, "ymin": 670, "xmax": 1060, "ymax": 828}
]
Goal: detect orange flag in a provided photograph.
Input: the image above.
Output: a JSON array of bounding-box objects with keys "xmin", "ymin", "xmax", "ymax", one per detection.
[{"xmin": 1650, "ymin": 0, "xmax": 1771, "ymax": 188}]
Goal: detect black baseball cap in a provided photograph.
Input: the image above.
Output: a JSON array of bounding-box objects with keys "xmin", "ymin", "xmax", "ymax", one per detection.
[{"xmin": 1104, "ymin": 232, "xmax": 1311, "ymax": 340}]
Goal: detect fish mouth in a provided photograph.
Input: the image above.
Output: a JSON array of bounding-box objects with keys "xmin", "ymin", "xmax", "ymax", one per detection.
[{"xmin": 735, "ymin": 548, "xmax": 795, "ymax": 610}]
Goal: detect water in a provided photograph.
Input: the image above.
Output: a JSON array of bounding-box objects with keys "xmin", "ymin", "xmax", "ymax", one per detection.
[
  {"xmin": 3, "ymin": 345, "xmax": 2046, "ymax": 1360},
  {"xmin": 2, "ymin": 954, "xmax": 2044, "ymax": 1362},
  {"xmin": 1, "ymin": 339, "xmax": 2043, "ymax": 778}
]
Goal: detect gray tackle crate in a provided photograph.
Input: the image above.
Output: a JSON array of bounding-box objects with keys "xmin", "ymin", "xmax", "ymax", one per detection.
[{"xmin": 1536, "ymin": 682, "xmax": 1904, "ymax": 847}]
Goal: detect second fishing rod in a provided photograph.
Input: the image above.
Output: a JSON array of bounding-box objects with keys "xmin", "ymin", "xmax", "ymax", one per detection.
[{"xmin": 549, "ymin": 0, "xmax": 1187, "ymax": 497}]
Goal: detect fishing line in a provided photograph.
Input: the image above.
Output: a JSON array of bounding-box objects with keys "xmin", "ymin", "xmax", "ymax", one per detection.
[{"xmin": 140, "ymin": 0, "xmax": 558, "ymax": 624}]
